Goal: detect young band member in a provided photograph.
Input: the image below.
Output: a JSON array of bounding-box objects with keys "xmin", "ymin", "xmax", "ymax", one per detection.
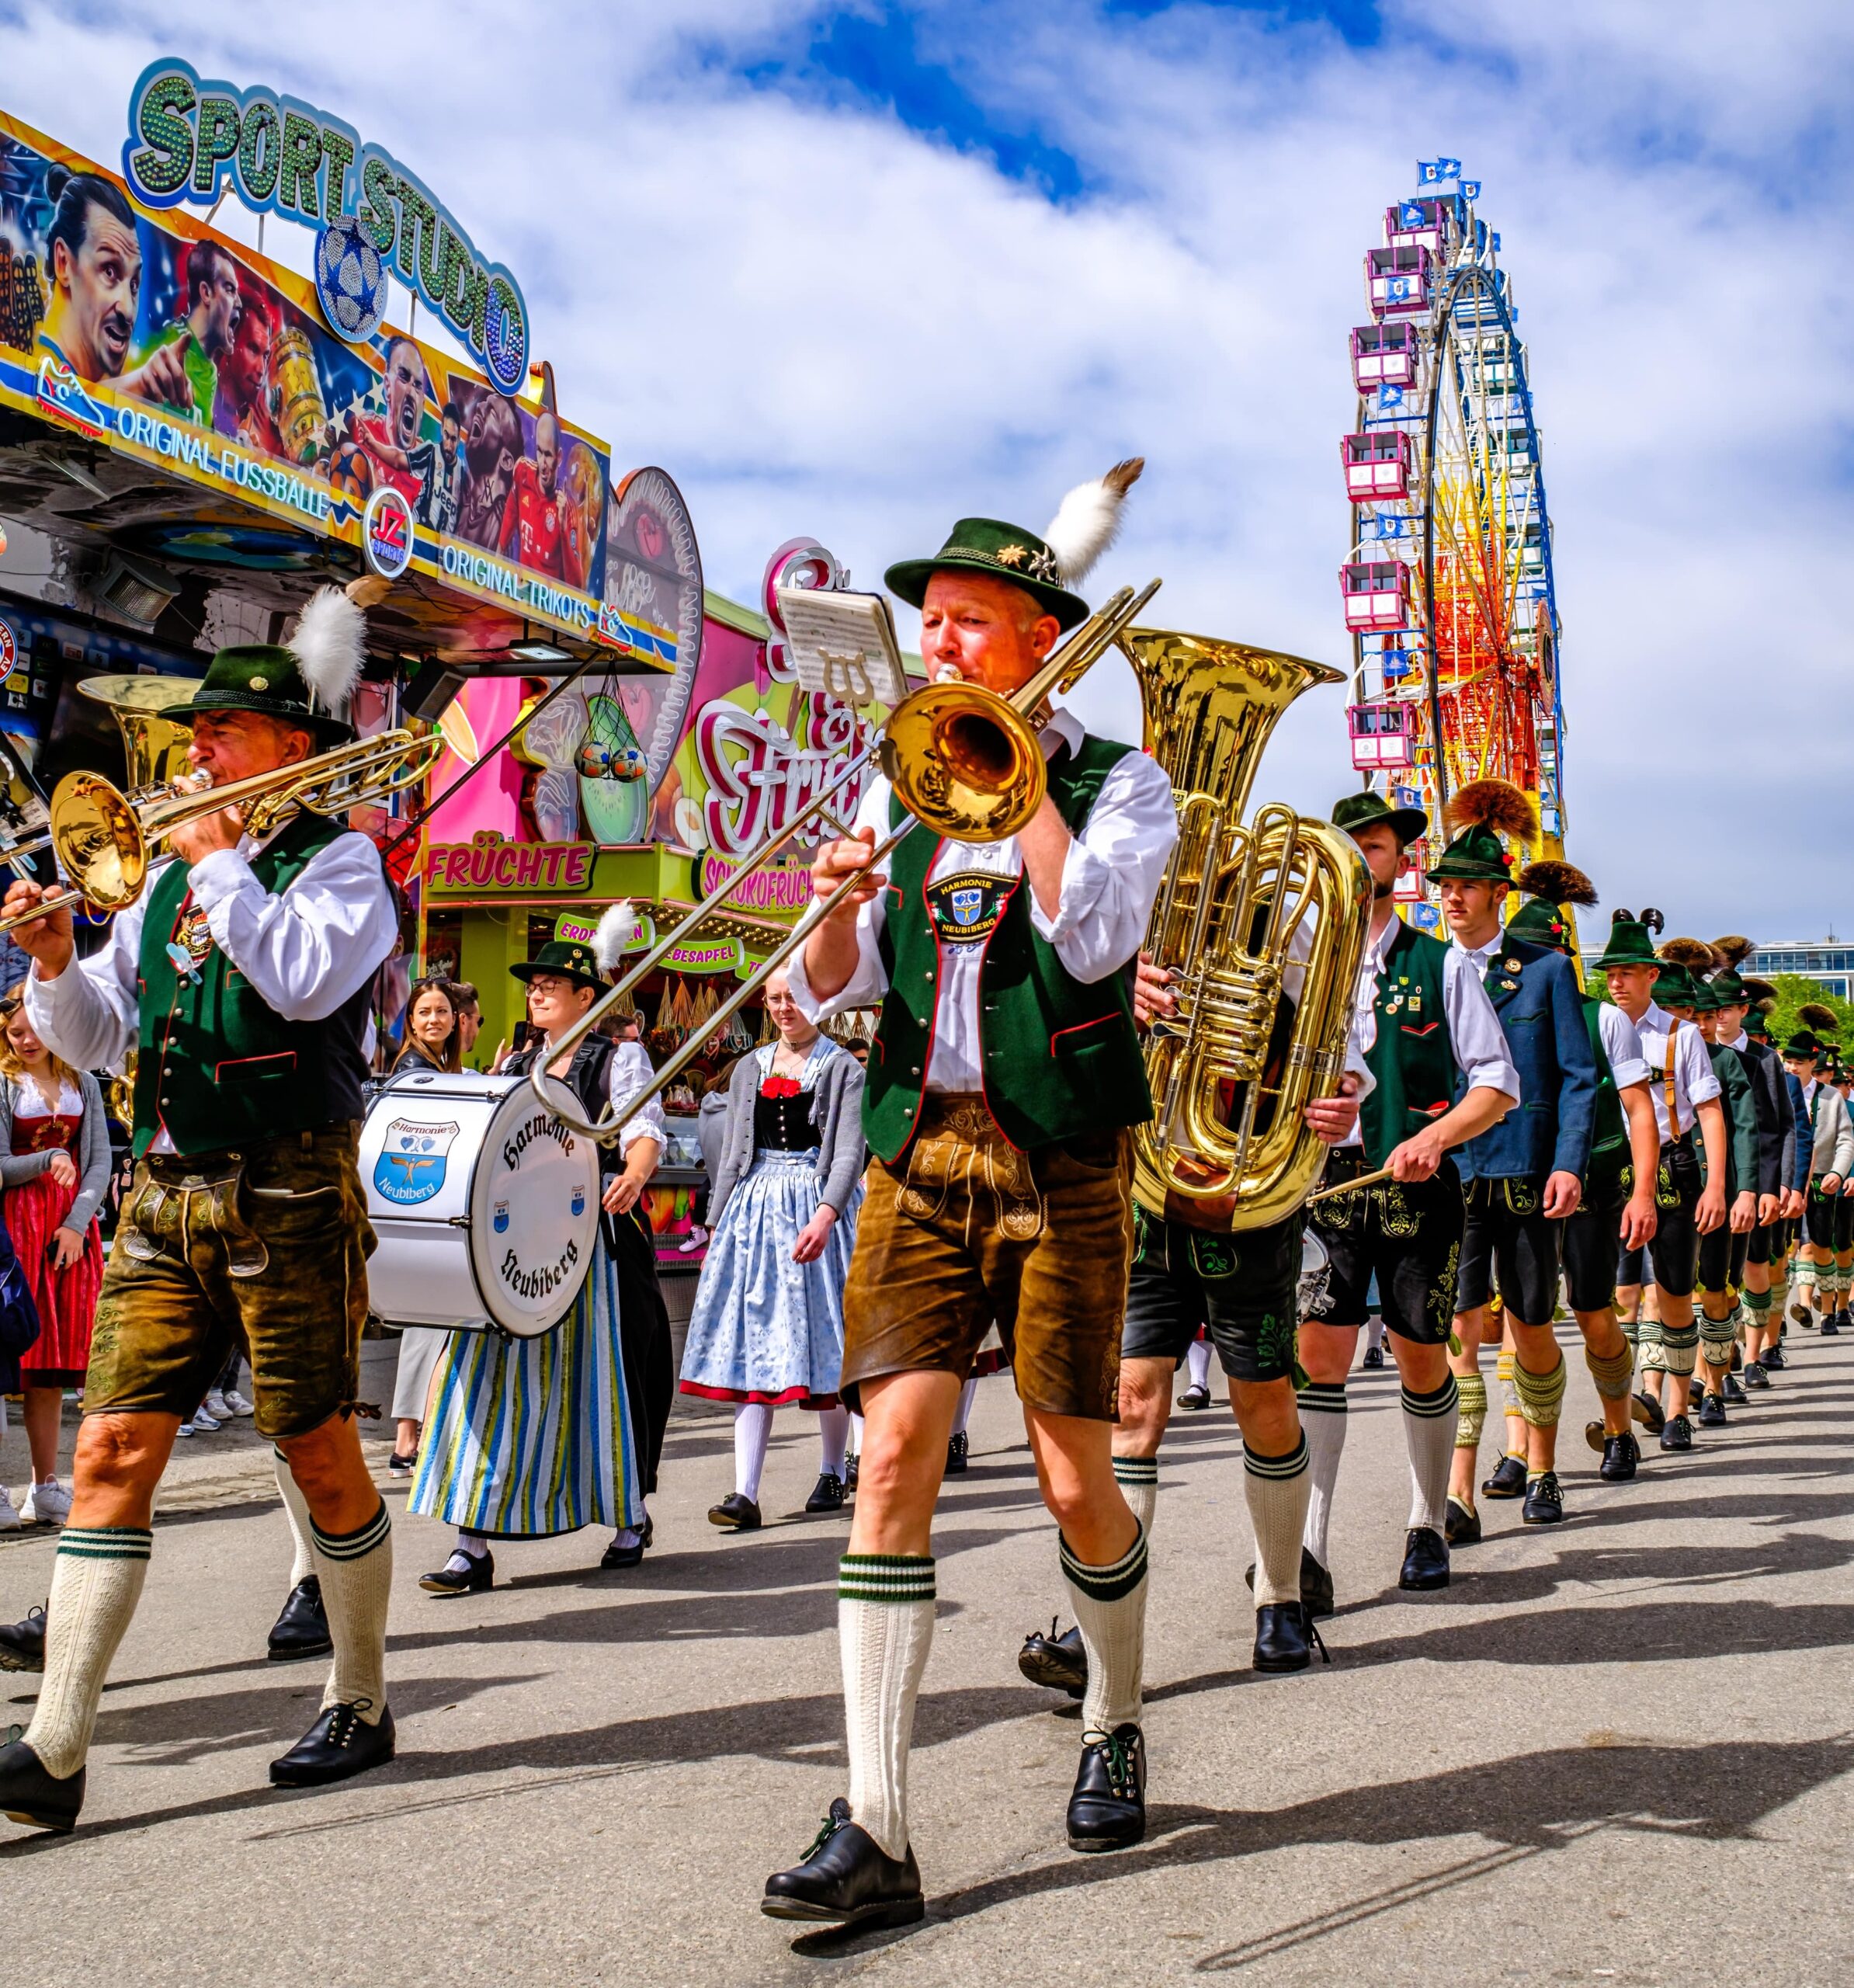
[
  {"xmin": 1784, "ymin": 1017, "xmax": 1851, "ymax": 1332},
  {"xmin": 0, "ymin": 592, "xmax": 400, "ymax": 1831},
  {"xmin": 763, "ymin": 467, "xmax": 1178, "ymax": 1927},
  {"xmin": 1425, "ymin": 785, "xmax": 1597, "ymax": 1533},
  {"xmin": 1758, "ymin": 993, "xmax": 1811, "ymax": 1368},
  {"xmin": 1592, "ymin": 919, "xmax": 1728, "ymax": 1452},
  {"xmin": 1300, "ymin": 792, "xmax": 1518, "ymax": 1598},
  {"xmin": 1495, "ymin": 868, "xmax": 1660, "ymax": 1482},
  {"xmin": 1678, "ymin": 961, "xmax": 1761, "ymax": 1425}
]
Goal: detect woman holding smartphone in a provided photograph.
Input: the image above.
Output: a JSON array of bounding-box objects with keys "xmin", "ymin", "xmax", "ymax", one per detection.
[{"xmin": 0, "ymin": 990, "xmax": 110, "ymax": 1528}]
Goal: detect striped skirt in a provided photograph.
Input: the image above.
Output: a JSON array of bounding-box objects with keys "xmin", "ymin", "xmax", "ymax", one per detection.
[{"xmin": 408, "ymin": 1238, "xmax": 641, "ymax": 1539}]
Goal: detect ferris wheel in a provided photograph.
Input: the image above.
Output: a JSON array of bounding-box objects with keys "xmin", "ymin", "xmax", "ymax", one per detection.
[{"xmin": 1338, "ymin": 161, "xmax": 1565, "ymax": 905}]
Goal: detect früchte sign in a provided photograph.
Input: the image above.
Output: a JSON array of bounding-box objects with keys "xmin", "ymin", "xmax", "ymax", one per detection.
[
  {"xmin": 123, "ymin": 59, "xmax": 529, "ymax": 394},
  {"xmin": 426, "ymin": 836, "xmax": 594, "ymax": 895}
]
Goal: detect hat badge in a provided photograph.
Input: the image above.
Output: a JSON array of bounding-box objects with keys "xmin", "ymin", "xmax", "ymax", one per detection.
[
  {"xmin": 249, "ymin": 675, "xmax": 269, "ymax": 690},
  {"xmin": 995, "ymin": 544, "xmax": 1028, "ymax": 568}
]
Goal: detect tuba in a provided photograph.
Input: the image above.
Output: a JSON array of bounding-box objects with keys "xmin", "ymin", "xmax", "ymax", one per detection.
[{"xmin": 1126, "ymin": 630, "xmax": 1371, "ymax": 1232}]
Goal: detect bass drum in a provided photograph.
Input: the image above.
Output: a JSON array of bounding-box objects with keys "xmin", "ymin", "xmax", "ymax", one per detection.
[{"xmin": 359, "ymin": 1070, "xmax": 602, "ymax": 1338}]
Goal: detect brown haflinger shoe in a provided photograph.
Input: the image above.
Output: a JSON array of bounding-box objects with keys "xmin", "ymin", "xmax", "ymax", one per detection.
[{"xmin": 762, "ymin": 1797, "xmax": 925, "ymax": 1927}]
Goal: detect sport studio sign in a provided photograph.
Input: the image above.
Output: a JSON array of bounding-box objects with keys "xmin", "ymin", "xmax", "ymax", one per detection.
[{"xmin": 122, "ymin": 57, "xmax": 530, "ymax": 393}]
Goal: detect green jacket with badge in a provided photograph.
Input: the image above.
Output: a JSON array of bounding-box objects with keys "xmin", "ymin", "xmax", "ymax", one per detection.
[{"xmin": 1357, "ymin": 920, "xmax": 1457, "ymax": 1170}]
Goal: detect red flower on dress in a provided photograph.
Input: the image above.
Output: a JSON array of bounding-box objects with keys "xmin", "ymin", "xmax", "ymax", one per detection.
[{"xmin": 760, "ymin": 1076, "xmax": 801, "ymax": 1099}]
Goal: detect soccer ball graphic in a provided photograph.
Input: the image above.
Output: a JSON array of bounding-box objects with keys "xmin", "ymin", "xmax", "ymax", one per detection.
[{"xmin": 315, "ymin": 217, "xmax": 387, "ymax": 343}]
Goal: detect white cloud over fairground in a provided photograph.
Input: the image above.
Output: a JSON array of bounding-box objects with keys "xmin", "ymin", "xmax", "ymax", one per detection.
[{"xmin": 5, "ymin": 1, "xmax": 1849, "ymax": 937}]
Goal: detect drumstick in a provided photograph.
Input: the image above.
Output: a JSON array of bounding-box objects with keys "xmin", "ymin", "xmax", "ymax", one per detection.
[{"xmin": 1304, "ymin": 1163, "xmax": 1397, "ymax": 1204}]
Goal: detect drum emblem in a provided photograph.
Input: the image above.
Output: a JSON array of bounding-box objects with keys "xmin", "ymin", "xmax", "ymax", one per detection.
[
  {"xmin": 373, "ymin": 1118, "xmax": 462, "ymax": 1206},
  {"xmin": 493, "ymin": 1199, "xmax": 510, "ymax": 1232},
  {"xmin": 571, "ymin": 1187, "xmax": 586, "ymax": 1216}
]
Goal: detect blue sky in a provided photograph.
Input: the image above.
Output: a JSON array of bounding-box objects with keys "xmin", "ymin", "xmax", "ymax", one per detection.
[{"xmin": 3, "ymin": 0, "xmax": 1851, "ymax": 935}]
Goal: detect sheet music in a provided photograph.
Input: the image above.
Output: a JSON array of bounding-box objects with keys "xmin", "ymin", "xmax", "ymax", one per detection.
[{"xmin": 774, "ymin": 588, "xmax": 912, "ymax": 708}]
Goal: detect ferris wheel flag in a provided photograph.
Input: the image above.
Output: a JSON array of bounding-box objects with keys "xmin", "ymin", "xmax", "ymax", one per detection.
[{"xmin": 1417, "ymin": 158, "xmax": 1463, "ymax": 183}]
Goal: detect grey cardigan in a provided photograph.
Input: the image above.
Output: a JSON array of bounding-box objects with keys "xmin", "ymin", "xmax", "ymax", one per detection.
[
  {"xmin": 707, "ymin": 1042, "xmax": 866, "ymax": 1226},
  {"xmin": 0, "ymin": 1071, "xmax": 113, "ymax": 1232}
]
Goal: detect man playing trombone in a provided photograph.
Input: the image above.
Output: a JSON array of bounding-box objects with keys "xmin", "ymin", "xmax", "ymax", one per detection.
[
  {"xmin": 0, "ymin": 592, "xmax": 401, "ymax": 1833},
  {"xmin": 762, "ymin": 467, "xmax": 1178, "ymax": 1929}
]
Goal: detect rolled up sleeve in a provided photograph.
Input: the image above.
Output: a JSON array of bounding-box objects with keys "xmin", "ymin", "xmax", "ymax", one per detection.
[
  {"xmin": 1443, "ymin": 951, "xmax": 1520, "ymax": 1102},
  {"xmin": 1027, "ymin": 749, "xmax": 1178, "ymax": 984},
  {"xmin": 788, "ymin": 777, "xmax": 894, "ymax": 1025},
  {"xmin": 609, "ymin": 1041, "xmax": 665, "ymax": 1156}
]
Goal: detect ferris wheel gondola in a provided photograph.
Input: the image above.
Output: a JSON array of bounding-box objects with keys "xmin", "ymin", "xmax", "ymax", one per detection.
[{"xmin": 1338, "ymin": 169, "xmax": 1568, "ymax": 914}]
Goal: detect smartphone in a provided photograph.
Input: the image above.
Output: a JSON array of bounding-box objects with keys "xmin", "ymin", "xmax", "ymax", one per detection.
[{"xmin": 510, "ymin": 1020, "xmax": 535, "ymax": 1054}]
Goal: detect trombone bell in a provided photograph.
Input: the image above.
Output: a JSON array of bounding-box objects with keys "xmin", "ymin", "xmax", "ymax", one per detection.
[
  {"xmin": 50, "ymin": 773, "xmax": 148, "ymax": 911},
  {"xmin": 880, "ymin": 679, "xmax": 1049, "ymax": 844}
]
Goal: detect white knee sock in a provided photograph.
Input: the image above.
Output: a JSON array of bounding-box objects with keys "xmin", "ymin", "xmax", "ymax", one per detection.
[
  {"xmin": 816, "ymin": 1404, "xmax": 850, "ymax": 1479},
  {"xmin": 1245, "ymin": 1434, "xmax": 1311, "ymax": 1607},
  {"xmin": 1401, "ymin": 1377, "xmax": 1460, "ymax": 1534},
  {"xmin": 1061, "ymin": 1527, "xmax": 1149, "ymax": 1739},
  {"xmin": 1365, "ymin": 1315, "xmax": 1387, "ymax": 1356},
  {"xmin": 951, "ymin": 1377, "xmax": 978, "ymax": 1438},
  {"xmin": 311, "ymin": 1501, "xmax": 393, "ymax": 1723},
  {"xmin": 839, "ymin": 1554, "xmax": 936, "ymax": 1860},
  {"xmin": 26, "ymin": 1526, "xmax": 152, "ymax": 1778},
  {"xmin": 275, "ymin": 1447, "xmax": 315, "ymax": 1586},
  {"xmin": 1299, "ymin": 1381, "xmax": 1349, "ymax": 1569},
  {"xmin": 1111, "ymin": 1454, "xmax": 1159, "ymax": 1539},
  {"xmin": 1186, "ymin": 1338, "xmax": 1212, "ymax": 1391},
  {"xmin": 734, "ymin": 1402, "xmax": 772, "ymax": 1501},
  {"xmin": 849, "ymin": 1411, "xmax": 865, "ymax": 1455}
]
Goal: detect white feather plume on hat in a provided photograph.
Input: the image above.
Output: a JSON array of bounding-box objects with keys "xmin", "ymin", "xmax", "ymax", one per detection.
[
  {"xmin": 287, "ymin": 586, "xmax": 366, "ymax": 718},
  {"xmin": 594, "ymin": 901, "xmax": 635, "ymax": 975},
  {"xmin": 1041, "ymin": 457, "xmax": 1144, "ymax": 586}
]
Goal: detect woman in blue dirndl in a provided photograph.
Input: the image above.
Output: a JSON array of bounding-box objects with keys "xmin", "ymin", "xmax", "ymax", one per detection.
[{"xmin": 679, "ymin": 970, "xmax": 865, "ymax": 1528}]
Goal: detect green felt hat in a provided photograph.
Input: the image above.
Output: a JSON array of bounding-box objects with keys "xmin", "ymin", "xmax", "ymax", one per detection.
[
  {"xmin": 1654, "ymin": 962, "xmax": 1701, "ymax": 1009},
  {"xmin": 1745, "ymin": 1007, "xmax": 1770, "ymax": 1037},
  {"xmin": 1783, "ymin": 1031, "xmax": 1821, "ymax": 1060},
  {"xmin": 1425, "ymin": 822, "xmax": 1515, "ymax": 885},
  {"xmin": 159, "ymin": 588, "xmax": 362, "ymax": 741},
  {"xmin": 1684, "ymin": 974, "xmax": 1720, "ymax": 1013},
  {"xmin": 1590, "ymin": 913, "xmax": 1662, "ymax": 971},
  {"xmin": 1706, "ymin": 968, "xmax": 1750, "ymax": 1005},
  {"xmin": 1505, "ymin": 895, "xmax": 1574, "ymax": 953},
  {"xmin": 885, "ymin": 517, "xmax": 1090, "ymax": 631},
  {"xmin": 1331, "ymin": 789, "xmax": 1429, "ymax": 846},
  {"xmin": 510, "ymin": 939, "xmax": 606, "ymax": 992}
]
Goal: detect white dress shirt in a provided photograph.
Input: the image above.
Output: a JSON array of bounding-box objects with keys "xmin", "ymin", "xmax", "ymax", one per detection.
[
  {"xmin": 1630, "ymin": 1002, "xmax": 1721, "ymax": 1144},
  {"xmin": 604, "ymin": 1037, "xmax": 666, "ymax": 1160},
  {"xmin": 1337, "ymin": 913, "xmax": 1519, "ymax": 1148},
  {"xmin": 25, "ymin": 827, "xmax": 398, "ymax": 1152},
  {"xmin": 1598, "ymin": 1001, "xmax": 1651, "ymax": 1090},
  {"xmin": 787, "ymin": 705, "xmax": 1178, "ymax": 1093}
]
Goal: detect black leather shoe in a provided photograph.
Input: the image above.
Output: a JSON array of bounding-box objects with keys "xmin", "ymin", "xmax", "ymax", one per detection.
[
  {"xmin": 1067, "ymin": 1722, "xmax": 1146, "ymax": 1851},
  {"xmin": 267, "ymin": 1576, "xmax": 333, "ymax": 1661},
  {"xmin": 1599, "ymin": 1431, "xmax": 1639, "ymax": 1482},
  {"xmin": 1361, "ymin": 1344, "xmax": 1385, "ymax": 1369},
  {"xmin": 1631, "ymin": 1390, "xmax": 1667, "ymax": 1434},
  {"xmin": 1696, "ymin": 1392, "xmax": 1727, "ymax": 1428},
  {"xmin": 844, "ymin": 1454, "xmax": 859, "ymax": 1489},
  {"xmin": 1790, "ymin": 1302, "xmax": 1814, "ymax": 1328},
  {"xmin": 1241, "ymin": 1545, "xmax": 1335, "ymax": 1620},
  {"xmin": 1398, "ymin": 1527, "xmax": 1450, "ymax": 1590},
  {"xmin": 1481, "ymin": 1455, "xmax": 1526, "ymax": 1500},
  {"xmin": 0, "ymin": 1734, "xmax": 82, "ymax": 1832},
  {"xmin": 805, "ymin": 1472, "xmax": 846, "ymax": 1514},
  {"xmin": 0, "ymin": 1605, "xmax": 47, "ymax": 1672},
  {"xmin": 1522, "ymin": 1470, "xmax": 1564, "ymax": 1525},
  {"xmin": 708, "ymin": 1493, "xmax": 762, "ymax": 1531},
  {"xmin": 1177, "ymin": 1382, "xmax": 1212, "ymax": 1409},
  {"xmin": 1019, "ymin": 1619, "xmax": 1087, "ymax": 1698},
  {"xmin": 269, "ymin": 1701, "xmax": 396, "ymax": 1788},
  {"xmin": 1761, "ymin": 1346, "xmax": 1788, "ymax": 1371},
  {"xmin": 1741, "ymin": 1360, "xmax": 1772, "ymax": 1391},
  {"xmin": 1821, "ymin": 1315, "xmax": 1842, "ymax": 1336},
  {"xmin": 1660, "ymin": 1413, "xmax": 1693, "ymax": 1451},
  {"xmin": 1721, "ymin": 1372, "xmax": 1748, "ymax": 1406},
  {"xmin": 944, "ymin": 1431, "xmax": 969, "ymax": 1475},
  {"xmin": 1444, "ymin": 1495, "xmax": 1481, "ymax": 1546},
  {"xmin": 599, "ymin": 1534, "xmax": 644, "ymax": 1569},
  {"xmin": 420, "ymin": 1548, "xmax": 494, "ymax": 1596},
  {"xmin": 762, "ymin": 1797, "xmax": 925, "ymax": 1927},
  {"xmin": 1253, "ymin": 1601, "xmax": 1328, "ymax": 1672}
]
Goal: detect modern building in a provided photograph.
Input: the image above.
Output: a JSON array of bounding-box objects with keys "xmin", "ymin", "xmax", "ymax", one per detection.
[{"xmin": 1741, "ymin": 941, "xmax": 1854, "ymax": 1001}]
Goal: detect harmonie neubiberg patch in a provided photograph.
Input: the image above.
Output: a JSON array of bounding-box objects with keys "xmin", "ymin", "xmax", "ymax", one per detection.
[{"xmin": 926, "ymin": 871, "xmax": 1009, "ymax": 950}]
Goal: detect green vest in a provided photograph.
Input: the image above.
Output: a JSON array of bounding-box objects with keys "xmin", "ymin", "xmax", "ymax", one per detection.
[
  {"xmin": 134, "ymin": 813, "xmax": 373, "ymax": 1158},
  {"xmin": 1581, "ymin": 994, "xmax": 1630, "ymax": 1192},
  {"xmin": 1358, "ymin": 919, "xmax": 1457, "ymax": 1168},
  {"xmin": 863, "ymin": 735, "xmax": 1152, "ymax": 1161}
]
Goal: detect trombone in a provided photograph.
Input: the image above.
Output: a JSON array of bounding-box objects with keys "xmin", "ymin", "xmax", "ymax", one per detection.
[
  {"xmin": 0, "ymin": 729, "xmax": 444, "ymax": 935},
  {"xmin": 530, "ymin": 579, "xmax": 1163, "ymax": 1142}
]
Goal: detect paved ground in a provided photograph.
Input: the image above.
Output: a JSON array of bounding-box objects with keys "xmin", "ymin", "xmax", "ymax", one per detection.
[{"xmin": 1, "ymin": 1326, "xmax": 1851, "ymax": 1987}]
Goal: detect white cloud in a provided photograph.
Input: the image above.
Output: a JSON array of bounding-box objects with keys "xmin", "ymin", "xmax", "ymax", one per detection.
[{"xmin": 4, "ymin": 0, "xmax": 1849, "ymax": 935}]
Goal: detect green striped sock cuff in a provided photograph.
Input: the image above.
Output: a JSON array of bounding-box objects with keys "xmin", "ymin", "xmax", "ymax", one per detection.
[
  {"xmin": 1660, "ymin": 1322, "xmax": 1700, "ymax": 1350},
  {"xmin": 1059, "ymin": 1525, "xmax": 1148, "ymax": 1604},
  {"xmin": 1112, "ymin": 1456, "xmax": 1158, "ymax": 1489},
  {"xmin": 311, "ymin": 1500, "xmax": 391, "ymax": 1562},
  {"xmin": 1244, "ymin": 1434, "xmax": 1310, "ymax": 1481},
  {"xmin": 838, "ymin": 1553, "xmax": 936, "ymax": 1604},
  {"xmin": 1298, "ymin": 1380, "xmax": 1348, "ymax": 1416},
  {"xmin": 1401, "ymin": 1376, "xmax": 1459, "ymax": 1420},
  {"xmin": 57, "ymin": 1525, "xmax": 152, "ymax": 1562}
]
